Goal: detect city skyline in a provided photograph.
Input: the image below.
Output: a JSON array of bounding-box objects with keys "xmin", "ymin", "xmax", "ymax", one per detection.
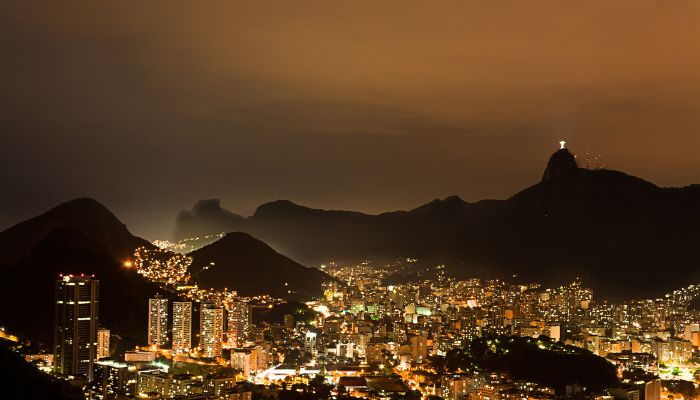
[
  {"xmin": 2, "ymin": 2, "xmax": 700, "ymax": 399},
  {"xmin": 33, "ymin": 262, "xmax": 700, "ymax": 398},
  {"xmin": 2, "ymin": 183, "xmax": 698, "ymax": 397}
]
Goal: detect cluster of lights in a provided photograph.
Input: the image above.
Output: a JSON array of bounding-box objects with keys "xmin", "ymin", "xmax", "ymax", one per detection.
[
  {"xmin": 151, "ymin": 233, "xmax": 226, "ymax": 254},
  {"xmin": 54, "ymin": 246, "xmax": 700, "ymax": 400},
  {"xmin": 131, "ymin": 246, "xmax": 192, "ymax": 286},
  {"xmin": 323, "ymin": 259, "xmax": 415, "ymax": 289}
]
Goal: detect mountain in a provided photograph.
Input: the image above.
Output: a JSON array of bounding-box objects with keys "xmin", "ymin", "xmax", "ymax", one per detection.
[
  {"xmin": 188, "ymin": 232, "xmax": 331, "ymax": 300},
  {"xmin": 0, "ymin": 198, "xmax": 331, "ymax": 349},
  {"xmin": 175, "ymin": 199, "xmax": 245, "ymax": 240},
  {"xmin": 173, "ymin": 148, "xmax": 700, "ymax": 299},
  {"xmin": 0, "ymin": 199, "xmax": 166, "ymax": 350},
  {"xmin": 0, "ymin": 198, "xmax": 149, "ymax": 267}
]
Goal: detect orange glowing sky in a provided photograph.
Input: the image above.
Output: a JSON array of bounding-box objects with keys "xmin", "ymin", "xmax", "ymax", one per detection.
[{"xmin": 2, "ymin": 1, "xmax": 700, "ymax": 238}]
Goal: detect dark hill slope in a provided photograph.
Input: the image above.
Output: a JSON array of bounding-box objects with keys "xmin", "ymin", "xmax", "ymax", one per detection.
[
  {"xmin": 0, "ymin": 199, "xmax": 166, "ymax": 350},
  {"xmin": 188, "ymin": 232, "xmax": 331, "ymax": 300},
  {"xmin": 0, "ymin": 226, "xmax": 166, "ymax": 350},
  {"xmin": 0, "ymin": 197, "xmax": 149, "ymax": 267},
  {"xmin": 454, "ymin": 150, "xmax": 700, "ymax": 297}
]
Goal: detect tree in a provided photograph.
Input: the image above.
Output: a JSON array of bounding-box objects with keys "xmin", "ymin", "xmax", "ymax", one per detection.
[
  {"xmin": 663, "ymin": 380, "xmax": 697, "ymax": 400},
  {"xmin": 309, "ymin": 374, "xmax": 332, "ymax": 400},
  {"xmin": 429, "ymin": 355, "xmax": 446, "ymax": 373},
  {"xmin": 405, "ymin": 390, "xmax": 423, "ymax": 400},
  {"xmin": 671, "ymin": 367, "xmax": 681, "ymax": 378},
  {"xmin": 154, "ymin": 355, "xmax": 173, "ymax": 369},
  {"xmin": 444, "ymin": 336, "xmax": 618, "ymax": 393}
]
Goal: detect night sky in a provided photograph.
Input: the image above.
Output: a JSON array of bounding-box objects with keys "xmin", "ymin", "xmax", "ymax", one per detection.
[{"xmin": 2, "ymin": 1, "xmax": 700, "ymax": 239}]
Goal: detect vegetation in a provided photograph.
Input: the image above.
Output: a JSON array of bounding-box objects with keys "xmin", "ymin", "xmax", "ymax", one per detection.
[
  {"xmin": 172, "ymin": 360, "xmax": 235, "ymax": 376},
  {"xmin": 433, "ymin": 335, "xmax": 618, "ymax": 393},
  {"xmin": 252, "ymin": 301, "xmax": 315, "ymax": 324},
  {"xmin": 235, "ymin": 381, "xmax": 279, "ymax": 400},
  {"xmin": 281, "ymin": 348, "xmax": 312, "ymax": 367},
  {"xmin": 663, "ymin": 380, "xmax": 698, "ymax": 400},
  {"xmin": 276, "ymin": 376, "xmax": 333, "ymax": 400}
]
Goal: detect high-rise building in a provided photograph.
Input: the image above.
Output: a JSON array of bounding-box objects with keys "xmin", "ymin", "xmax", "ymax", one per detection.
[
  {"xmin": 304, "ymin": 331, "xmax": 318, "ymax": 357},
  {"xmin": 410, "ymin": 334, "xmax": 427, "ymax": 363},
  {"xmin": 148, "ymin": 295, "xmax": 168, "ymax": 347},
  {"xmin": 441, "ymin": 375, "xmax": 472, "ymax": 400},
  {"xmin": 97, "ymin": 328, "xmax": 110, "ymax": 359},
  {"xmin": 172, "ymin": 302, "xmax": 192, "ymax": 352},
  {"xmin": 201, "ymin": 304, "xmax": 224, "ymax": 358},
  {"xmin": 640, "ymin": 379, "xmax": 661, "ymax": 400},
  {"xmin": 227, "ymin": 300, "xmax": 249, "ymax": 347},
  {"xmin": 53, "ymin": 275, "xmax": 99, "ymax": 381},
  {"xmin": 283, "ymin": 314, "xmax": 295, "ymax": 330},
  {"xmin": 231, "ymin": 348, "xmax": 258, "ymax": 378}
]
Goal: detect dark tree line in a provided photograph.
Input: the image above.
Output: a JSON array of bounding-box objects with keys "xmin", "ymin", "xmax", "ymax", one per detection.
[{"xmin": 434, "ymin": 335, "xmax": 618, "ymax": 393}]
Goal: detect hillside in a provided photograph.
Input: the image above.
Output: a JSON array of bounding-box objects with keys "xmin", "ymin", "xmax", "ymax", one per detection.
[
  {"xmin": 188, "ymin": 232, "xmax": 331, "ymax": 300},
  {"xmin": 0, "ymin": 198, "xmax": 150, "ymax": 267},
  {"xmin": 0, "ymin": 199, "xmax": 167, "ymax": 349},
  {"xmin": 439, "ymin": 336, "xmax": 618, "ymax": 393}
]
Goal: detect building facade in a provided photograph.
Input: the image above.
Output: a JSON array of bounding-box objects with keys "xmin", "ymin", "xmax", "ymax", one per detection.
[
  {"xmin": 53, "ymin": 275, "xmax": 99, "ymax": 381},
  {"xmin": 201, "ymin": 304, "xmax": 224, "ymax": 358},
  {"xmin": 97, "ymin": 328, "xmax": 110, "ymax": 359},
  {"xmin": 148, "ymin": 295, "xmax": 169, "ymax": 347},
  {"xmin": 227, "ymin": 300, "xmax": 249, "ymax": 347},
  {"xmin": 172, "ymin": 301, "xmax": 192, "ymax": 352}
]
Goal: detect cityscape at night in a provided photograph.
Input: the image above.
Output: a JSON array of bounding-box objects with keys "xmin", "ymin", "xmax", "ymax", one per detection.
[{"xmin": 2, "ymin": 1, "xmax": 700, "ymax": 400}]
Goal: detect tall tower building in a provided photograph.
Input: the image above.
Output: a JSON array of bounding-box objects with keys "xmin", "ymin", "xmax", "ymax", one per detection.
[
  {"xmin": 97, "ymin": 328, "xmax": 110, "ymax": 359},
  {"xmin": 305, "ymin": 331, "xmax": 318, "ymax": 357},
  {"xmin": 148, "ymin": 295, "xmax": 168, "ymax": 347},
  {"xmin": 200, "ymin": 303, "xmax": 224, "ymax": 358},
  {"xmin": 231, "ymin": 348, "xmax": 258, "ymax": 378},
  {"xmin": 227, "ymin": 300, "xmax": 249, "ymax": 347},
  {"xmin": 410, "ymin": 334, "xmax": 428, "ymax": 363},
  {"xmin": 172, "ymin": 301, "xmax": 192, "ymax": 352},
  {"xmin": 53, "ymin": 275, "xmax": 99, "ymax": 381}
]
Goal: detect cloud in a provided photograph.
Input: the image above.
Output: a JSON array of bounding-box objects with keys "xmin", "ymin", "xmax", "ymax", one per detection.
[{"xmin": 1, "ymin": 1, "xmax": 699, "ymax": 238}]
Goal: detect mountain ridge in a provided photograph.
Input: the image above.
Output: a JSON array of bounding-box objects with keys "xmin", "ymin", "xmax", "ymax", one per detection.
[
  {"xmin": 0, "ymin": 224, "xmax": 165, "ymax": 349},
  {"xmin": 173, "ymin": 148, "xmax": 700, "ymax": 299},
  {"xmin": 0, "ymin": 197, "xmax": 149, "ymax": 267},
  {"xmin": 0, "ymin": 198, "xmax": 332, "ymax": 347}
]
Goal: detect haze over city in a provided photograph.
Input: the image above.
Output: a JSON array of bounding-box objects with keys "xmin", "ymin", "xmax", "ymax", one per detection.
[{"xmin": 3, "ymin": 1, "xmax": 700, "ymax": 238}]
